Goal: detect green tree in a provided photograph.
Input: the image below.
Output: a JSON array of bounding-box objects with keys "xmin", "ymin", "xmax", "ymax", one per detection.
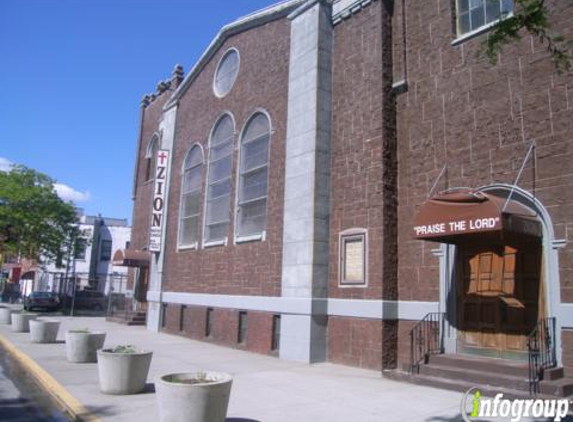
[
  {"xmin": 485, "ymin": 0, "xmax": 572, "ymax": 71},
  {"xmin": 0, "ymin": 165, "xmax": 81, "ymax": 263}
]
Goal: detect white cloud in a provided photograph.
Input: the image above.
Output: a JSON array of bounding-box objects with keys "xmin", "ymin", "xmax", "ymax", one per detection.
[
  {"xmin": 0, "ymin": 157, "xmax": 14, "ymax": 172},
  {"xmin": 0, "ymin": 157, "xmax": 89, "ymax": 203},
  {"xmin": 54, "ymin": 183, "xmax": 91, "ymax": 203}
]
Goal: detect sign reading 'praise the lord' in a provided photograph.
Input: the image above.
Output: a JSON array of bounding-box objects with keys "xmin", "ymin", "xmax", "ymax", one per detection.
[
  {"xmin": 414, "ymin": 216, "xmax": 501, "ymax": 237},
  {"xmin": 149, "ymin": 149, "xmax": 169, "ymax": 252}
]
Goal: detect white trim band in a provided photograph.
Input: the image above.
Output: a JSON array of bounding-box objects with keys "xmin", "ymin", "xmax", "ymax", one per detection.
[{"xmin": 146, "ymin": 291, "xmax": 439, "ymax": 321}]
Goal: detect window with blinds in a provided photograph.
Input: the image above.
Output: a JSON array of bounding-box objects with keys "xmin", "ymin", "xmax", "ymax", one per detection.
[
  {"xmin": 205, "ymin": 114, "xmax": 234, "ymax": 244},
  {"xmin": 236, "ymin": 112, "xmax": 270, "ymax": 238},
  {"xmin": 456, "ymin": 0, "xmax": 513, "ymax": 36},
  {"xmin": 179, "ymin": 145, "xmax": 203, "ymax": 247}
]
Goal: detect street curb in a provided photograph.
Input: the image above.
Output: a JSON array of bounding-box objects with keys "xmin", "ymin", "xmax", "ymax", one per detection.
[{"xmin": 0, "ymin": 333, "xmax": 103, "ymax": 422}]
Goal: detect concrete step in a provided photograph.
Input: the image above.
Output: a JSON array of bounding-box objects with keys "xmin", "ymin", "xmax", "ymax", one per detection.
[
  {"xmin": 428, "ymin": 354, "xmax": 529, "ymax": 378},
  {"xmin": 544, "ymin": 367, "xmax": 564, "ymax": 381},
  {"xmin": 419, "ymin": 363, "xmax": 530, "ymax": 391},
  {"xmin": 384, "ymin": 370, "xmax": 573, "ymax": 401},
  {"xmin": 130, "ymin": 315, "xmax": 146, "ymax": 321},
  {"xmin": 540, "ymin": 377, "xmax": 573, "ymax": 397},
  {"xmin": 418, "ymin": 354, "xmax": 573, "ymax": 398}
]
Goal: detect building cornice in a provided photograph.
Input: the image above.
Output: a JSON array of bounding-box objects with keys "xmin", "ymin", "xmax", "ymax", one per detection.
[{"xmin": 332, "ymin": 0, "xmax": 378, "ymax": 25}]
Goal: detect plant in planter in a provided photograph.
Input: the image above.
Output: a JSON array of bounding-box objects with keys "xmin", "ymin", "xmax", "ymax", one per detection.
[
  {"xmin": 65, "ymin": 328, "xmax": 106, "ymax": 363},
  {"xmin": 11, "ymin": 311, "xmax": 38, "ymax": 333},
  {"xmin": 155, "ymin": 371, "xmax": 233, "ymax": 422},
  {"xmin": 29, "ymin": 318, "xmax": 60, "ymax": 343},
  {"xmin": 97, "ymin": 344, "xmax": 153, "ymax": 395},
  {"xmin": 0, "ymin": 306, "xmax": 14, "ymax": 324}
]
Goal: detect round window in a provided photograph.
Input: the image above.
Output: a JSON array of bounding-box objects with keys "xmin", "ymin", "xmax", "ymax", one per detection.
[{"xmin": 213, "ymin": 49, "xmax": 239, "ymax": 98}]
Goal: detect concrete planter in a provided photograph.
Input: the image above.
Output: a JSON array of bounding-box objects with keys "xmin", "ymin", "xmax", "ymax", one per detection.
[
  {"xmin": 65, "ymin": 331, "xmax": 106, "ymax": 363},
  {"xmin": 0, "ymin": 307, "xmax": 14, "ymax": 324},
  {"xmin": 11, "ymin": 312, "xmax": 38, "ymax": 332},
  {"xmin": 29, "ymin": 319, "xmax": 60, "ymax": 343},
  {"xmin": 97, "ymin": 348, "xmax": 153, "ymax": 395},
  {"xmin": 155, "ymin": 371, "xmax": 233, "ymax": 422}
]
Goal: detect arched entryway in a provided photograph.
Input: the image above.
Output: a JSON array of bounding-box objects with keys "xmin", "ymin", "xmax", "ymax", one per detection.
[{"xmin": 416, "ymin": 184, "xmax": 562, "ymax": 365}]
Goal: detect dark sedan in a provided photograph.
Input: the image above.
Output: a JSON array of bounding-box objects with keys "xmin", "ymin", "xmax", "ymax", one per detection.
[{"xmin": 23, "ymin": 292, "xmax": 61, "ymax": 311}]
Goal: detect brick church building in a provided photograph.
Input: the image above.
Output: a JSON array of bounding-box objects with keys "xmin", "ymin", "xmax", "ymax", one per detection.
[{"xmin": 117, "ymin": 0, "xmax": 573, "ymax": 396}]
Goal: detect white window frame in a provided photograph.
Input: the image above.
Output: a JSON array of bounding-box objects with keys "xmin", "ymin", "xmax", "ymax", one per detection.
[
  {"xmin": 177, "ymin": 143, "xmax": 205, "ymax": 250},
  {"xmin": 338, "ymin": 228, "xmax": 368, "ymax": 288},
  {"xmin": 453, "ymin": 0, "xmax": 514, "ymax": 44},
  {"xmin": 234, "ymin": 109, "xmax": 272, "ymax": 244},
  {"xmin": 145, "ymin": 133, "xmax": 160, "ymax": 183},
  {"xmin": 202, "ymin": 112, "xmax": 236, "ymax": 248},
  {"xmin": 213, "ymin": 48, "xmax": 240, "ymax": 98}
]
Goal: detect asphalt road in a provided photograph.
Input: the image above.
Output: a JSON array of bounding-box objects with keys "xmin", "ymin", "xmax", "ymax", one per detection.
[{"xmin": 0, "ymin": 344, "xmax": 69, "ymax": 422}]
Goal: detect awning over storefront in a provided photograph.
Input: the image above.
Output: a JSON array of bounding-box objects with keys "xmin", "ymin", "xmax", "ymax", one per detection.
[
  {"xmin": 112, "ymin": 249, "xmax": 150, "ymax": 267},
  {"xmin": 413, "ymin": 190, "xmax": 542, "ymax": 244}
]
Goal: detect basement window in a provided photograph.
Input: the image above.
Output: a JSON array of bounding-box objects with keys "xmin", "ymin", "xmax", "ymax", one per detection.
[
  {"xmin": 179, "ymin": 305, "xmax": 186, "ymax": 332},
  {"xmin": 161, "ymin": 304, "xmax": 167, "ymax": 328},
  {"xmin": 271, "ymin": 314, "xmax": 281, "ymax": 351},
  {"xmin": 238, "ymin": 311, "xmax": 248, "ymax": 344},
  {"xmin": 205, "ymin": 307, "xmax": 214, "ymax": 338}
]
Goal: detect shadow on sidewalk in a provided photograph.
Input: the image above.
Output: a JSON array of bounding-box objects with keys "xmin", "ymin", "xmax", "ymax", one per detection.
[
  {"xmin": 0, "ymin": 397, "xmax": 68, "ymax": 421},
  {"xmin": 227, "ymin": 419, "xmax": 263, "ymax": 422}
]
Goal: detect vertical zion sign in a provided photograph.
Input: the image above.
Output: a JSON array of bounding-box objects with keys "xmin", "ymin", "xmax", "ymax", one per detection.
[{"xmin": 149, "ymin": 149, "xmax": 169, "ymax": 252}]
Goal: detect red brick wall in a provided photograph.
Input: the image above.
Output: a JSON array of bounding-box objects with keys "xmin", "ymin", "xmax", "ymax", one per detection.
[
  {"xmin": 396, "ymin": 320, "xmax": 416, "ymax": 372},
  {"xmin": 181, "ymin": 305, "xmax": 207, "ymax": 339},
  {"xmin": 162, "ymin": 302, "xmax": 181, "ymax": 334},
  {"xmin": 394, "ymin": 0, "xmax": 573, "ymax": 305},
  {"xmin": 246, "ymin": 311, "xmax": 275, "ymax": 354},
  {"xmin": 161, "ymin": 304, "xmax": 275, "ymax": 355},
  {"xmin": 161, "ymin": 18, "xmax": 290, "ymax": 297},
  {"xmin": 328, "ymin": 316, "xmax": 384, "ymax": 370},
  {"xmin": 329, "ymin": 0, "xmax": 384, "ymax": 301}
]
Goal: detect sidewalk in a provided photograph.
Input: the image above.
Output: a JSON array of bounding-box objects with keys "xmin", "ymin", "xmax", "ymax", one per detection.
[{"xmin": 0, "ymin": 316, "xmax": 467, "ymax": 422}]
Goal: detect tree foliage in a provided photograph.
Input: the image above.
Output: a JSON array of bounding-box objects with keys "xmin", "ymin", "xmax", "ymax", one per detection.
[
  {"xmin": 0, "ymin": 165, "xmax": 83, "ymax": 263},
  {"xmin": 484, "ymin": 0, "xmax": 572, "ymax": 71}
]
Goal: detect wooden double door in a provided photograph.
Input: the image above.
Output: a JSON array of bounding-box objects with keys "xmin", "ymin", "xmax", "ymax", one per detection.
[{"xmin": 456, "ymin": 241, "xmax": 543, "ymax": 360}]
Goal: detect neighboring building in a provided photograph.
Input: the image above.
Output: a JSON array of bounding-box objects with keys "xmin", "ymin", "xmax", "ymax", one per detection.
[
  {"xmin": 0, "ymin": 255, "xmax": 38, "ymax": 300},
  {"xmin": 126, "ymin": 0, "xmax": 573, "ymax": 396},
  {"xmin": 38, "ymin": 211, "xmax": 131, "ymax": 295}
]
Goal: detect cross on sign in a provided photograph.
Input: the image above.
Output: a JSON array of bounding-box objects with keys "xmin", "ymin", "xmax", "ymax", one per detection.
[{"xmin": 158, "ymin": 151, "xmax": 168, "ymax": 164}]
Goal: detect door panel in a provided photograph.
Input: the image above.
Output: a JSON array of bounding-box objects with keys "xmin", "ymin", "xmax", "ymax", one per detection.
[{"xmin": 457, "ymin": 242, "xmax": 541, "ymax": 360}]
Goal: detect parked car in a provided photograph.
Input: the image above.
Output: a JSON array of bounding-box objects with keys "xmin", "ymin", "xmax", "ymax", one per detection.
[
  {"xmin": 24, "ymin": 291, "xmax": 61, "ymax": 311},
  {"xmin": 65, "ymin": 290, "xmax": 108, "ymax": 311}
]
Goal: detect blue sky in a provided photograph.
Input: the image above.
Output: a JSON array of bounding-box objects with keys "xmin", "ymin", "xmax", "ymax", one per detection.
[{"xmin": 0, "ymin": 0, "xmax": 279, "ymax": 223}]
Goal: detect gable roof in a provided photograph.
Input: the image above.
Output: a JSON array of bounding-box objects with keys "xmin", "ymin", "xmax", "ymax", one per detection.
[{"xmin": 164, "ymin": 0, "xmax": 306, "ymax": 110}]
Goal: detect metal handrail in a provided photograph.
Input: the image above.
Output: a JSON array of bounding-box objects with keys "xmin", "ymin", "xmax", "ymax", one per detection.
[
  {"xmin": 410, "ymin": 312, "xmax": 445, "ymax": 374},
  {"xmin": 528, "ymin": 317, "xmax": 556, "ymax": 395}
]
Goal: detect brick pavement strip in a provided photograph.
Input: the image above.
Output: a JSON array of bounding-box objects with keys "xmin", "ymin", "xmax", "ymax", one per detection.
[{"xmin": 0, "ymin": 316, "xmax": 471, "ymax": 422}]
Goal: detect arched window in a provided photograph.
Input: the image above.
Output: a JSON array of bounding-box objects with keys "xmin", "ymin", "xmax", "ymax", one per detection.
[
  {"xmin": 236, "ymin": 112, "xmax": 270, "ymax": 238},
  {"xmin": 179, "ymin": 145, "xmax": 204, "ymax": 247},
  {"xmin": 204, "ymin": 114, "xmax": 234, "ymax": 243},
  {"xmin": 145, "ymin": 135, "xmax": 159, "ymax": 181}
]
